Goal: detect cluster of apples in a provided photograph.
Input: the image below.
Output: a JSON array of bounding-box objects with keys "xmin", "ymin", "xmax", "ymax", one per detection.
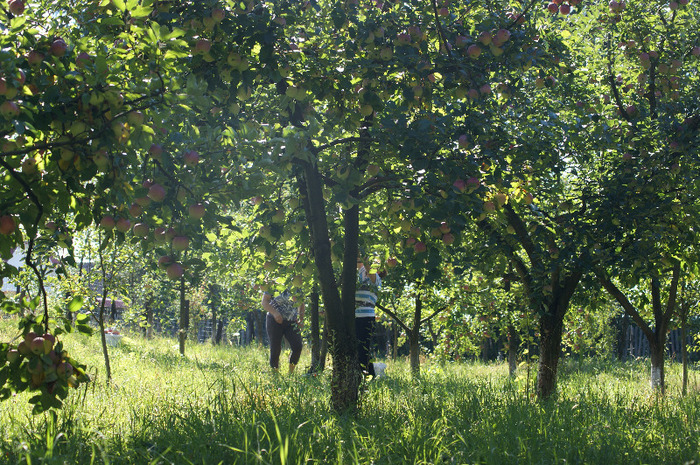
[
  {"xmin": 4, "ymin": 329, "xmax": 88, "ymax": 394},
  {"xmin": 546, "ymin": 0, "xmax": 582, "ymax": 15}
]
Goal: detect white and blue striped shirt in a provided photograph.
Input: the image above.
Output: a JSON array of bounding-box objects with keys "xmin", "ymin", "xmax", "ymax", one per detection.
[{"xmin": 355, "ymin": 266, "xmax": 381, "ymax": 317}]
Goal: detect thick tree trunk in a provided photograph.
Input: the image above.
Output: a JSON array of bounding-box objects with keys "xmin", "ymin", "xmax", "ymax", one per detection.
[
  {"xmin": 299, "ymin": 162, "xmax": 361, "ymax": 412},
  {"xmin": 507, "ymin": 324, "xmax": 519, "ymax": 377},
  {"xmin": 535, "ymin": 271, "xmax": 582, "ymax": 399},
  {"xmin": 649, "ymin": 341, "xmax": 665, "ymax": 394},
  {"xmin": 537, "ymin": 311, "xmax": 564, "ymax": 398}
]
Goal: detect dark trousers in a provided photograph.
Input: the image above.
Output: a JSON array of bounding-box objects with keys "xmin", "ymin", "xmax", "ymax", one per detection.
[
  {"xmin": 266, "ymin": 313, "xmax": 303, "ymax": 369},
  {"xmin": 356, "ymin": 316, "xmax": 375, "ymax": 376}
]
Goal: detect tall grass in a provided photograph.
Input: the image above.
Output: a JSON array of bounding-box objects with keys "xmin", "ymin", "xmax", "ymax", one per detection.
[{"xmin": 1, "ymin": 317, "xmax": 699, "ymax": 464}]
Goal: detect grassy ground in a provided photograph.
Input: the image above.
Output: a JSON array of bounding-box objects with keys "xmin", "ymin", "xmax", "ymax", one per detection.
[{"xmin": 1, "ymin": 317, "xmax": 699, "ymax": 464}]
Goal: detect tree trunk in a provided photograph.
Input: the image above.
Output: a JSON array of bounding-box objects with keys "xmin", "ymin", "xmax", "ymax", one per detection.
[
  {"xmin": 299, "ymin": 161, "xmax": 361, "ymax": 412},
  {"xmin": 145, "ymin": 296, "xmax": 154, "ymax": 339},
  {"xmin": 537, "ymin": 311, "xmax": 564, "ymax": 399},
  {"xmin": 309, "ymin": 286, "xmax": 322, "ymax": 373},
  {"xmin": 211, "ymin": 302, "xmax": 218, "ymax": 345},
  {"xmin": 178, "ymin": 275, "xmax": 189, "ymax": 356},
  {"xmin": 507, "ymin": 324, "xmax": 519, "ymax": 377},
  {"xmin": 409, "ymin": 331, "xmax": 420, "ymax": 377},
  {"xmin": 649, "ymin": 340, "xmax": 665, "ymax": 394},
  {"xmin": 320, "ymin": 310, "xmax": 329, "ymax": 370},
  {"xmin": 681, "ymin": 301, "xmax": 688, "ymax": 396},
  {"xmin": 409, "ymin": 295, "xmax": 422, "ymax": 378},
  {"xmin": 535, "ymin": 271, "xmax": 582, "ymax": 399},
  {"xmin": 255, "ymin": 310, "xmax": 265, "ymax": 346}
]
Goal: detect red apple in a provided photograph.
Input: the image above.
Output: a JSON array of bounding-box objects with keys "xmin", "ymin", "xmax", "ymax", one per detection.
[
  {"xmin": 183, "ymin": 150, "xmax": 199, "ymax": 167},
  {"xmin": 75, "ymin": 52, "xmax": 92, "ymax": 68},
  {"xmin": 50, "ymin": 38, "xmax": 67, "ymax": 57},
  {"xmin": 413, "ymin": 241, "xmax": 427, "ymax": 253},
  {"xmin": 0, "ymin": 215, "xmax": 16, "ymax": 235},
  {"xmin": 148, "ymin": 143, "xmax": 163, "ymax": 161},
  {"xmin": 29, "ymin": 336, "xmax": 46, "ymax": 355},
  {"xmin": 172, "ymin": 236, "xmax": 189, "ymax": 251},
  {"xmin": 386, "ymin": 258, "xmax": 398, "ymax": 268},
  {"xmin": 27, "ymin": 50, "xmax": 45, "ymax": 66},
  {"xmin": 439, "ymin": 222, "xmax": 451, "ymax": 234},
  {"xmin": 6, "ymin": 349, "xmax": 19, "ymax": 363},
  {"xmin": 211, "ymin": 8, "xmax": 225, "ymax": 22},
  {"xmin": 100, "ymin": 215, "xmax": 116, "ymax": 230},
  {"xmin": 129, "ymin": 202, "xmax": 144, "ymax": 217},
  {"xmin": 153, "ymin": 227, "xmax": 167, "ymax": 244},
  {"xmin": 194, "ymin": 39, "xmax": 211, "ymax": 54},
  {"xmin": 8, "ymin": 0, "xmax": 25, "ymax": 15},
  {"xmin": 116, "ymin": 217, "xmax": 131, "ymax": 233},
  {"xmin": 442, "ymin": 233, "xmax": 455, "ymax": 245},
  {"xmin": 57, "ymin": 361, "xmax": 73, "ymax": 377},
  {"xmin": 166, "ymin": 262, "xmax": 184, "ymax": 280},
  {"xmin": 453, "ymin": 179, "xmax": 467, "ymax": 193},
  {"xmin": 484, "ymin": 201, "xmax": 496, "ymax": 213},
  {"xmin": 158, "ymin": 255, "xmax": 173, "ymax": 269},
  {"xmin": 467, "ymin": 45, "xmax": 481, "ymax": 59},
  {"xmin": 188, "ymin": 203, "xmax": 205, "ymax": 219},
  {"xmin": 478, "ymin": 31, "xmax": 492, "ymax": 46},
  {"xmin": 559, "ymin": 4, "xmax": 571, "ymax": 14},
  {"xmin": 147, "ymin": 183, "xmax": 166, "ymax": 202}
]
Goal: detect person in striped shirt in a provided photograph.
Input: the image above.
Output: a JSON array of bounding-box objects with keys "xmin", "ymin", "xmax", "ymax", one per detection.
[{"xmin": 356, "ymin": 255, "xmax": 382, "ymax": 377}]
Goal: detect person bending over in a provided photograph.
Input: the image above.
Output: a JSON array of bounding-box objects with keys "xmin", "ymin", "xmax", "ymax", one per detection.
[{"xmin": 262, "ymin": 288, "xmax": 304, "ymax": 374}]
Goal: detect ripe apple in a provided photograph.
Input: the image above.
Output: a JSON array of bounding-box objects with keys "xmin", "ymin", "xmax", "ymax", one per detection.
[
  {"xmin": 129, "ymin": 202, "xmax": 144, "ymax": 217},
  {"xmin": 251, "ymin": 196, "xmax": 263, "ymax": 206},
  {"xmin": 484, "ymin": 201, "xmax": 496, "ymax": 213},
  {"xmin": 560, "ymin": 3, "xmax": 571, "ymax": 14},
  {"xmin": 188, "ymin": 203, "xmax": 205, "ymax": 219},
  {"xmin": 27, "ymin": 50, "xmax": 44, "ymax": 66},
  {"xmin": 135, "ymin": 196, "xmax": 151, "ymax": 207},
  {"xmin": 158, "ymin": 255, "xmax": 173, "ymax": 269},
  {"xmin": 133, "ymin": 223, "xmax": 149, "ymax": 238},
  {"xmin": 172, "ymin": 236, "xmax": 189, "ymax": 251},
  {"xmin": 147, "ymin": 183, "xmax": 166, "ymax": 202},
  {"xmin": 458, "ymin": 134, "xmax": 469, "ymax": 148},
  {"xmin": 75, "ymin": 52, "xmax": 92, "ymax": 68},
  {"xmin": 467, "ymin": 45, "xmax": 481, "ymax": 59},
  {"xmin": 692, "ymin": 46, "xmax": 700, "ymax": 58},
  {"xmin": 116, "ymin": 218, "xmax": 131, "ymax": 233},
  {"xmin": 194, "ymin": 39, "xmax": 212, "ymax": 54},
  {"xmin": 6, "ymin": 349, "xmax": 19, "ymax": 363},
  {"xmin": 57, "ymin": 361, "xmax": 73, "ymax": 377},
  {"xmin": 211, "ymin": 7, "xmax": 225, "ymax": 22},
  {"xmin": 99, "ymin": 215, "xmax": 116, "ymax": 230},
  {"xmin": 413, "ymin": 241, "xmax": 427, "ymax": 253},
  {"xmin": 0, "ymin": 101, "xmax": 20, "ymax": 118},
  {"xmin": 494, "ymin": 192, "xmax": 507, "ymax": 208},
  {"xmin": 165, "ymin": 227, "xmax": 177, "ymax": 242},
  {"xmin": 480, "ymin": 84, "xmax": 492, "ymax": 95},
  {"xmin": 183, "ymin": 150, "xmax": 199, "ymax": 167},
  {"xmin": 29, "ymin": 336, "xmax": 46, "ymax": 355},
  {"xmin": 478, "ymin": 31, "xmax": 492, "ymax": 46},
  {"xmin": 9, "ymin": 0, "xmax": 25, "ymax": 15},
  {"xmin": 366, "ymin": 164, "xmax": 380, "ymax": 177},
  {"xmin": 50, "ymin": 38, "xmax": 67, "ymax": 56},
  {"xmin": 0, "ymin": 215, "xmax": 16, "ymax": 235},
  {"xmin": 548, "ymin": 2, "xmax": 559, "ymax": 13},
  {"xmin": 439, "ymin": 222, "xmax": 450, "ymax": 234},
  {"xmin": 453, "ymin": 179, "xmax": 467, "ymax": 193},
  {"xmin": 153, "ymin": 227, "xmax": 167, "ymax": 243},
  {"xmin": 292, "ymin": 275, "xmax": 303, "ymax": 287},
  {"xmin": 386, "ymin": 258, "xmax": 398, "ymax": 268},
  {"xmin": 148, "ymin": 143, "xmax": 163, "ymax": 161},
  {"xmin": 442, "ymin": 233, "xmax": 455, "ymax": 245}
]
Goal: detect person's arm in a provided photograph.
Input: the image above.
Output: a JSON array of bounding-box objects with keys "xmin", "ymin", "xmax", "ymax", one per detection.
[
  {"xmin": 262, "ymin": 293, "xmax": 283, "ymax": 324},
  {"xmin": 297, "ymin": 302, "xmax": 305, "ymax": 329}
]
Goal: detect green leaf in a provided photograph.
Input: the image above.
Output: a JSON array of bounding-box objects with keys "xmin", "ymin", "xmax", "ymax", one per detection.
[{"xmin": 67, "ymin": 296, "xmax": 83, "ymax": 314}]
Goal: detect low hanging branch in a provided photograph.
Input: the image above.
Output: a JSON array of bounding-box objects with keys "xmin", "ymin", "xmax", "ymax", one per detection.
[{"xmin": 0, "ymin": 158, "xmax": 49, "ymax": 330}]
